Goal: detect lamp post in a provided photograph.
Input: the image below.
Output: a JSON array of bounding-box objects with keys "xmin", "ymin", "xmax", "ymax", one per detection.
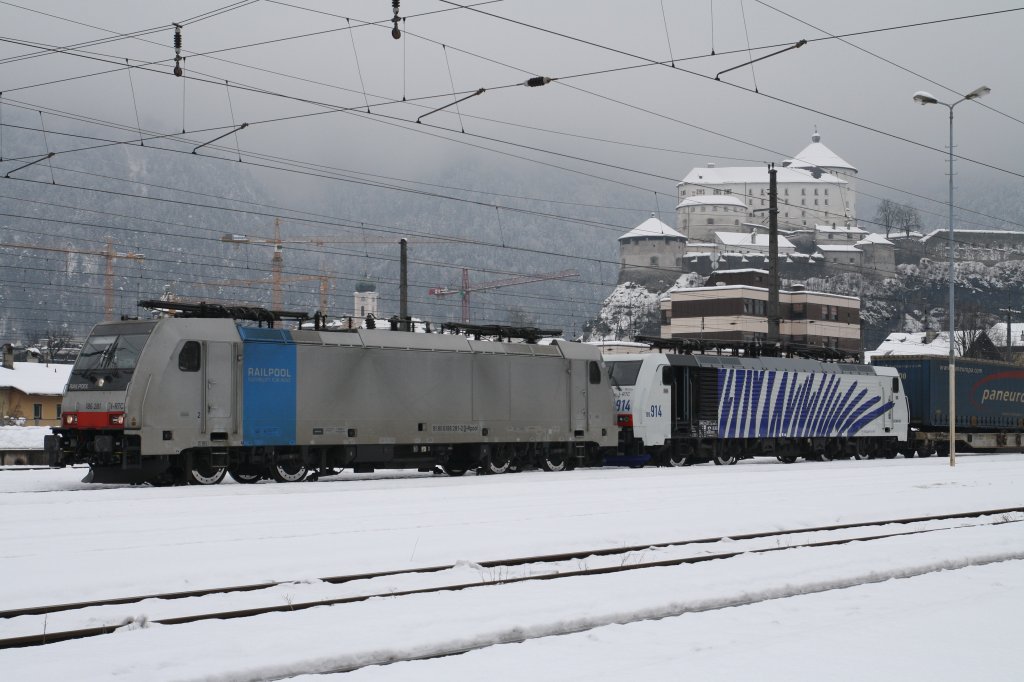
[{"xmin": 913, "ymin": 85, "xmax": 991, "ymax": 467}]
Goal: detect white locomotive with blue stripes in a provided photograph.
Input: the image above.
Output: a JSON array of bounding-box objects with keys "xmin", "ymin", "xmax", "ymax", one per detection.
[{"xmin": 605, "ymin": 353, "xmax": 909, "ymax": 466}]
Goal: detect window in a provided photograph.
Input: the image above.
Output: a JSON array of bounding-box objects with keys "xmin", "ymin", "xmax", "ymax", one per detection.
[
  {"xmin": 707, "ymin": 218, "xmax": 714, "ymax": 225},
  {"xmin": 675, "ymin": 257, "xmax": 682, "ymax": 267},
  {"xmin": 814, "ymin": 188, "xmax": 819, "ymax": 195},
  {"xmin": 714, "ymin": 189, "xmax": 722, "ymax": 195},
  {"xmin": 801, "ymin": 210, "xmax": 806, "ymax": 217},
  {"xmin": 179, "ymin": 341, "xmax": 201, "ymax": 372},
  {"xmin": 784, "ymin": 188, "xmax": 789, "ymax": 196},
  {"xmin": 850, "ymin": 258, "xmax": 855, "ymax": 264},
  {"xmin": 792, "ymin": 302, "xmax": 806, "ymax": 318},
  {"xmin": 801, "ymin": 188, "xmax": 806, "ymax": 195},
  {"xmin": 814, "ymin": 199, "xmax": 819, "ymax": 205},
  {"xmin": 825, "ymin": 189, "xmax": 829, "ymax": 195},
  {"xmin": 821, "ymin": 305, "xmax": 829, "ymax": 321},
  {"xmin": 832, "ymin": 306, "xmax": 839, "ymax": 321},
  {"xmin": 694, "ymin": 189, "xmax": 705, "ymax": 195},
  {"xmin": 589, "ymin": 361, "xmax": 602, "ymax": 385},
  {"xmin": 650, "ymin": 256, "xmax": 659, "ymax": 266},
  {"xmin": 801, "ymin": 199, "xmax": 806, "ymax": 206},
  {"xmin": 56, "ymin": 405, "xmax": 62, "ymax": 419},
  {"xmin": 33, "ymin": 404, "xmax": 42, "ymax": 420},
  {"xmin": 828, "ymin": 233, "xmax": 833, "ymax": 240},
  {"xmin": 824, "ymin": 199, "xmax": 829, "ymax": 206}
]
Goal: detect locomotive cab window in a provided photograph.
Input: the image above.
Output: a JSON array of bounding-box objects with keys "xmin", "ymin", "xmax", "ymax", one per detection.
[
  {"xmin": 662, "ymin": 366, "xmax": 673, "ymax": 385},
  {"xmin": 178, "ymin": 341, "xmax": 201, "ymax": 372},
  {"xmin": 589, "ymin": 361, "xmax": 602, "ymax": 385},
  {"xmin": 892, "ymin": 377, "xmax": 899, "ymax": 393}
]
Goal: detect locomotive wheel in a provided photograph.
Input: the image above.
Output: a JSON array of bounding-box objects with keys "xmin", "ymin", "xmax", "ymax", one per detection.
[
  {"xmin": 541, "ymin": 454, "xmax": 567, "ymax": 472},
  {"xmin": 271, "ymin": 462, "xmax": 307, "ymax": 483},
  {"xmin": 186, "ymin": 464, "xmax": 227, "ymax": 486},
  {"xmin": 853, "ymin": 450, "xmax": 871, "ymax": 460},
  {"xmin": 228, "ymin": 467, "xmax": 261, "ymax": 484},
  {"xmin": 778, "ymin": 455, "xmax": 797, "ymax": 464},
  {"xmin": 918, "ymin": 450, "xmax": 933, "ymax": 458},
  {"xmin": 713, "ymin": 454, "xmax": 737, "ymax": 466},
  {"xmin": 903, "ymin": 451, "xmax": 916, "ymax": 459},
  {"xmin": 441, "ymin": 466, "xmax": 467, "ymax": 476},
  {"xmin": 482, "ymin": 448, "xmax": 513, "ymax": 475},
  {"xmin": 666, "ymin": 450, "xmax": 687, "ymax": 467}
]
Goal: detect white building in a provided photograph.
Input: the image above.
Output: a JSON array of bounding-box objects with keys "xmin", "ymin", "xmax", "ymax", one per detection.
[
  {"xmin": 617, "ymin": 213, "xmax": 687, "ymax": 276},
  {"xmin": 676, "ymin": 131, "xmax": 857, "ymax": 236},
  {"xmin": 676, "ymin": 194, "xmax": 748, "ymax": 242}
]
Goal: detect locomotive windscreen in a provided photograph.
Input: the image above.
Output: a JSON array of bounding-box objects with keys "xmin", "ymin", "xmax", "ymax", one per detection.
[
  {"xmin": 67, "ymin": 322, "xmax": 156, "ymax": 392},
  {"xmin": 608, "ymin": 361, "xmax": 642, "ymax": 387}
]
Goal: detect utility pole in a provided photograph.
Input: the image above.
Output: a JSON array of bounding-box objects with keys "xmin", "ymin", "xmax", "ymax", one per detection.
[
  {"xmin": 767, "ymin": 163, "xmax": 780, "ymax": 348},
  {"xmin": 399, "ymin": 238, "xmax": 409, "ymax": 329},
  {"xmin": 999, "ymin": 305, "xmax": 1021, "ymax": 360}
]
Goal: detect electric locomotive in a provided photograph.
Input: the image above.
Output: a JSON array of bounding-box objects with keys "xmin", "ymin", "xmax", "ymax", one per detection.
[
  {"xmin": 606, "ymin": 351, "xmax": 909, "ymax": 465},
  {"xmin": 45, "ymin": 303, "xmax": 617, "ymax": 485}
]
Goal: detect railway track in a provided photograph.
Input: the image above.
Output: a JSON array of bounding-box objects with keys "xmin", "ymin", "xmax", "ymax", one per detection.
[{"xmin": 3, "ymin": 506, "xmax": 1021, "ymax": 651}]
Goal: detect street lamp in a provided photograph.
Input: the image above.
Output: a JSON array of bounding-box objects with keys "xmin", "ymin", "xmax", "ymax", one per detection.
[{"xmin": 913, "ymin": 84, "xmax": 991, "ymax": 467}]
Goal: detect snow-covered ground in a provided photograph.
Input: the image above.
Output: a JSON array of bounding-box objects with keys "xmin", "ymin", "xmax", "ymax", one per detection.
[
  {"xmin": 1, "ymin": 456, "xmax": 1022, "ymax": 680},
  {"xmin": 0, "ymin": 425, "xmax": 50, "ymax": 450}
]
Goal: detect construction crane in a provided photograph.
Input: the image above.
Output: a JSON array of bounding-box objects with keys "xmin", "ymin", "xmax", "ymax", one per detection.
[
  {"xmin": 222, "ymin": 218, "xmax": 444, "ymax": 310},
  {"xmin": 0, "ymin": 238, "xmax": 144, "ymax": 320},
  {"xmin": 429, "ymin": 268, "xmax": 579, "ymax": 324}
]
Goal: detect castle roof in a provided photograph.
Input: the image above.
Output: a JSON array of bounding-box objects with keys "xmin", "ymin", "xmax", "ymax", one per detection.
[
  {"xmin": 679, "ymin": 165, "xmax": 846, "ymax": 187},
  {"xmin": 618, "ymin": 213, "xmax": 685, "ymax": 241},
  {"xmin": 715, "ymin": 231, "xmax": 796, "ymax": 250},
  {"xmin": 784, "ymin": 131, "xmax": 857, "ymax": 173},
  {"xmin": 816, "ymin": 244, "xmax": 863, "ymax": 253},
  {"xmin": 677, "ymin": 195, "xmax": 747, "ymax": 209}
]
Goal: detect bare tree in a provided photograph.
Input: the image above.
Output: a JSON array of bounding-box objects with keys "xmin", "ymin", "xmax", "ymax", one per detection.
[
  {"xmin": 41, "ymin": 326, "xmax": 72, "ymax": 364},
  {"xmin": 874, "ymin": 199, "xmax": 921, "ymax": 238}
]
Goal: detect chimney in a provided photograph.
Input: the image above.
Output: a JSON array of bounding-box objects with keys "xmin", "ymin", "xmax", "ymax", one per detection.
[{"xmin": 2, "ymin": 344, "xmax": 13, "ymax": 370}]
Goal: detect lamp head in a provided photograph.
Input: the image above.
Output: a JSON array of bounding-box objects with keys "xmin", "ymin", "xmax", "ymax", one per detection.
[
  {"xmin": 913, "ymin": 91, "xmax": 938, "ymax": 105},
  {"xmin": 965, "ymin": 85, "xmax": 991, "ymax": 100}
]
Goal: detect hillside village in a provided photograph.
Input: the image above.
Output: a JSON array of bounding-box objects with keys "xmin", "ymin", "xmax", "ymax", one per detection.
[{"xmin": 592, "ymin": 131, "xmax": 1024, "ymax": 355}]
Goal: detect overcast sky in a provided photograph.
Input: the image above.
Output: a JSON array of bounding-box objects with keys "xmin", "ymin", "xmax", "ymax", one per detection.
[{"xmin": 1, "ymin": 1, "xmax": 1021, "ymax": 237}]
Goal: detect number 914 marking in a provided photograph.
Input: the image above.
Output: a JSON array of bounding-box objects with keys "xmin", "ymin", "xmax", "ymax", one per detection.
[{"xmin": 646, "ymin": 404, "xmax": 663, "ymax": 418}]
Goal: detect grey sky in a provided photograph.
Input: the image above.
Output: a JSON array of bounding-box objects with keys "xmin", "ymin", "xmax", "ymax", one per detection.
[{"xmin": 1, "ymin": 1, "xmax": 1021, "ymax": 256}]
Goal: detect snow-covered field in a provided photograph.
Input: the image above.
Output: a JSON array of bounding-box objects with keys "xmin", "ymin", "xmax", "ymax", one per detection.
[{"xmin": 1, "ymin": 456, "xmax": 1022, "ymax": 680}]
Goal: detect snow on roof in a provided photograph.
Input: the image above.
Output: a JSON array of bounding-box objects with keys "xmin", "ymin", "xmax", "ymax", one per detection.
[
  {"xmin": 679, "ymin": 166, "xmax": 846, "ymax": 186},
  {"xmin": 920, "ymin": 228, "xmax": 1024, "ymax": 243},
  {"xmin": 986, "ymin": 322, "xmax": 1024, "ymax": 349},
  {"xmin": 618, "ymin": 213, "xmax": 685, "ymax": 241},
  {"xmin": 714, "ymin": 268, "xmax": 769, "ymax": 275},
  {"xmin": 865, "ymin": 331, "xmax": 953, "ymax": 361},
  {"xmin": 715, "ymin": 232, "xmax": 796, "ymax": 249},
  {"xmin": 815, "ymin": 224, "xmax": 867, "ymax": 234},
  {"xmin": 857, "ymin": 233, "xmax": 894, "ymax": 246},
  {"xmin": 0, "ymin": 362, "xmax": 72, "ymax": 396},
  {"xmin": 816, "ymin": 244, "xmax": 863, "ymax": 252},
  {"xmin": 676, "ymin": 195, "xmax": 747, "ymax": 209},
  {"xmin": 783, "ymin": 131, "xmax": 858, "ymax": 173}
]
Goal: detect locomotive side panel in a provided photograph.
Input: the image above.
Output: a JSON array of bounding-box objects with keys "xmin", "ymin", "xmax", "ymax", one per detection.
[{"xmin": 715, "ymin": 365, "xmax": 898, "ymax": 440}]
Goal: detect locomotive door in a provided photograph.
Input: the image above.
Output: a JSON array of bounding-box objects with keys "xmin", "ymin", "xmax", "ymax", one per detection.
[
  {"xmin": 570, "ymin": 360, "xmax": 588, "ymax": 433},
  {"xmin": 203, "ymin": 341, "xmax": 235, "ymax": 435}
]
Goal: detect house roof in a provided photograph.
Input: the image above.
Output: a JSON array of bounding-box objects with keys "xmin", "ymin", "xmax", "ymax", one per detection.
[
  {"xmin": 816, "ymin": 244, "xmax": 863, "ymax": 253},
  {"xmin": 865, "ymin": 331, "xmax": 954, "ymax": 362},
  {"xmin": 618, "ymin": 213, "xmax": 685, "ymax": 241},
  {"xmin": 857, "ymin": 233, "xmax": 895, "ymax": 246},
  {"xmin": 715, "ymin": 231, "xmax": 796, "ymax": 249},
  {"xmin": 783, "ymin": 131, "xmax": 858, "ymax": 173},
  {"xmin": 987, "ymin": 322, "xmax": 1024, "ymax": 349},
  {"xmin": 679, "ymin": 165, "xmax": 846, "ymax": 187},
  {"xmin": 0, "ymin": 362, "xmax": 72, "ymax": 396},
  {"xmin": 920, "ymin": 228, "xmax": 1024, "ymax": 243},
  {"xmin": 677, "ymin": 195, "xmax": 747, "ymax": 209},
  {"xmin": 815, "ymin": 224, "xmax": 868, "ymax": 235}
]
